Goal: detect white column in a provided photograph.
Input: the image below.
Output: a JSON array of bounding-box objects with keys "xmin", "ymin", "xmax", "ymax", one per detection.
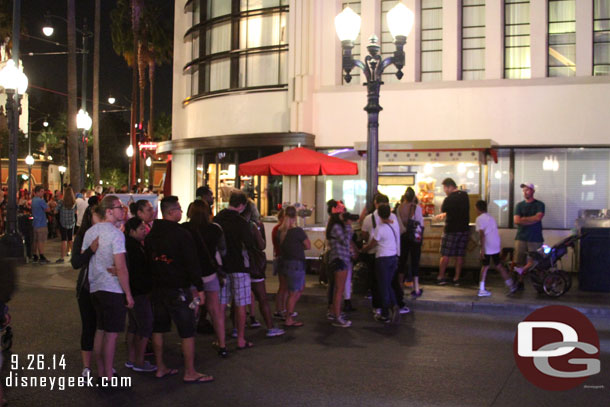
[
  {"xmin": 405, "ymin": 0, "xmax": 420, "ymax": 82},
  {"xmin": 576, "ymin": 0, "xmax": 593, "ymax": 76},
  {"xmin": 442, "ymin": 0, "xmax": 460, "ymax": 81},
  {"xmin": 485, "ymin": 0, "xmax": 504, "ymax": 80},
  {"xmin": 530, "ymin": 0, "xmax": 548, "ymax": 78},
  {"xmin": 172, "ymin": 0, "xmax": 189, "ymax": 141},
  {"xmin": 170, "ymin": 149, "xmax": 196, "ymax": 220}
]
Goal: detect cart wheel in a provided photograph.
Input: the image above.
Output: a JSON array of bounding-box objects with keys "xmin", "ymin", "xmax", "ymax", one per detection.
[
  {"xmin": 557, "ymin": 270, "xmax": 572, "ymax": 291},
  {"xmin": 1, "ymin": 326, "xmax": 12, "ymax": 351},
  {"xmin": 543, "ymin": 273, "xmax": 567, "ymax": 297}
]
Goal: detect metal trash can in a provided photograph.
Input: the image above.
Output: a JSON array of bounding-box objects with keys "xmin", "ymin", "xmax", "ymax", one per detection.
[{"xmin": 576, "ymin": 210, "xmax": 610, "ymax": 292}]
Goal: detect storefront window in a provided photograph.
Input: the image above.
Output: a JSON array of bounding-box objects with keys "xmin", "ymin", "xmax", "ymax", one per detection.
[
  {"xmin": 195, "ymin": 147, "xmax": 283, "ymax": 217},
  {"xmin": 514, "ymin": 148, "xmax": 610, "ymax": 229},
  {"xmin": 186, "ymin": 0, "xmax": 289, "ymax": 98},
  {"xmin": 488, "ymin": 149, "xmax": 510, "ymax": 228}
]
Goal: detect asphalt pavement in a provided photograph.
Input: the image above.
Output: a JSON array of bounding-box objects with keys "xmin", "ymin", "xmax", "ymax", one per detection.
[{"xmin": 2, "ymin": 238, "xmax": 609, "ymax": 406}]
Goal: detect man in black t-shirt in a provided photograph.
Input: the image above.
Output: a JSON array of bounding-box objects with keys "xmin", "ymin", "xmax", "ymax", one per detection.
[{"xmin": 435, "ymin": 178, "xmax": 470, "ymax": 286}]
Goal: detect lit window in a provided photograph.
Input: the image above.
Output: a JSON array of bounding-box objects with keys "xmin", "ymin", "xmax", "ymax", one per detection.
[
  {"xmin": 594, "ymin": 0, "xmax": 610, "ymax": 76},
  {"xmin": 548, "ymin": 0, "xmax": 576, "ymax": 77},
  {"xmin": 504, "ymin": 0, "xmax": 530, "ymax": 79},
  {"xmin": 461, "ymin": 0, "xmax": 485, "ymax": 80},
  {"xmin": 421, "ymin": 0, "xmax": 443, "ymax": 82}
]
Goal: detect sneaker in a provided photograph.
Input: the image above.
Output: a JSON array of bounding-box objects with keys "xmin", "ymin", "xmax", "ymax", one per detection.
[
  {"xmin": 514, "ymin": 267, "xmax": 525, "ymax": 276},
  {"xmin": 477, "ymin": 289, "xmax": 492, "ymax": 297},
  {"xmin": 508, "ymin": 282, "xmax": 519, "ymax": 295},
  {"xmin": 231, "ymin": 328, "xmax": 238, "ymax": 338},
  {"xmin": 436, "ymin": 279, "xmax": 448, "ymax": 286},
  {"xmin": 372, "ymin": 308, "xmax": 381, "ymax": 315},
  {"xmin": 82, "ymin": 367, "xmax": 92, "ymax": 379},
  {"xmin": 289, "ymin": 311, "xmax": 298, "ymax": 318},
  {"xmin": 453, "ymin": 280, "xmax": 460, "ymax": 287},
  {"xmin": 55, "ymin": 258, "xmax": 64, "ymax": 264},
  {"xmin": 32, "ymin": 255, "xmax": 39, "ymax": 263},
  {"xmin": 327, "ymin": 312, "xmax": 346, "ymax": 321},
  {"xmin": 124, "ymin": 361, "xmax": 134, "ymax": 369},
  {"xmin": 273, "ymin": 311, "xmax": 285, "ymax": 319},
  {"xmin": 332, "ymin": 317, "xmax": 352, "ymax": 328},
  {"xmin": 410, "ymin": 289, "xmax": 423, "ymax": 298},
  {"xmin": 266, "ymin": 327, "xmax": 285, "ymax": 337},
  {"xmin": 38, "ymin": 256, "xmax": 50, "ymax": 264},
  {"xmin": 398, "ymin": 306, "xmax": 411, "ymax": 314},
  {"xmin": 132, "ymin": 361, "xmax": 157, "ymax": 372},
  {"xmin": 249, "ymin": 316, "xmax": 261, "ymax": 328},
  {"xmin": 374, "ymin": 314, "xmax": 390, "ymax": 323}
]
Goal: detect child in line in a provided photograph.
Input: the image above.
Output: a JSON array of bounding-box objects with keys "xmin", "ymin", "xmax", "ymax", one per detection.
[{"xmin": 475, "ymin": 200, "xmax": 517, "ymax": 297}]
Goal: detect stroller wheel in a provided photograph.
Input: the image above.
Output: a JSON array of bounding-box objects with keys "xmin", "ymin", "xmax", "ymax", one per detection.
[
  {"xmin": 1, "ymin": 326, "xmax": 13, "ymax": 351},
  {"xmin": 543, "ymin": 273, "xmax": 567, "ymax": 298},
  {"xmin": 556, "ymin": 270, "xmax": 572, "ymax": 291}
]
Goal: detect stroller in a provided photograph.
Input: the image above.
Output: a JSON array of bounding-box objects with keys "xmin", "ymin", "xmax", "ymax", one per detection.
[{"xmin": 526, "ymin": 234, "xmax": 581, "ymax": 297}]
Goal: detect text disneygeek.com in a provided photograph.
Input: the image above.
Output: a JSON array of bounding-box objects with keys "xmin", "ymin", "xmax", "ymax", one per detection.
[{"xmin": 5, "ymin": 372, "xmax": 132, "ymax": 390}]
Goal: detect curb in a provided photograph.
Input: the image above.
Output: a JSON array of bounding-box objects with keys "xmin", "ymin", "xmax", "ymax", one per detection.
[{"xmin": 280, "ymin": 291, "xmax": 610, "ymax": 320}]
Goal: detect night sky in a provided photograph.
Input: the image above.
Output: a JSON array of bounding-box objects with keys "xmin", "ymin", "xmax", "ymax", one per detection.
[{"xmin": 19, "ymin": 0, "xmax": 173, "ymax": 121}]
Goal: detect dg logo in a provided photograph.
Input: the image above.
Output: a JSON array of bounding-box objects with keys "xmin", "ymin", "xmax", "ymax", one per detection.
[{"xmin": 514, "ymin": 305, "xmax": 601, "ymax": 391}]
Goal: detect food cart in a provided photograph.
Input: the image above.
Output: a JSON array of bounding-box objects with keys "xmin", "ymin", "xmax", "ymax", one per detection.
[{"xmin": 354, "ymin": 139, "xmax": 497, "ymax": 268}]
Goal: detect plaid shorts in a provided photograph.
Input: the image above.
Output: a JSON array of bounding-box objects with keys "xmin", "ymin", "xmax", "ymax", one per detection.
[
  {"xmin": 440, "ymin": 231, "xmax": 470, "ymax": 257},
  {"xmin": 220, "ymin": 272, "xmax": 251, "ymax": 306}
]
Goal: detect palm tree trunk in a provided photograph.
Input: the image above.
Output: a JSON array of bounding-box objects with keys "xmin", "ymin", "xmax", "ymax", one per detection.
[
  {"xmin": 93, "ymin": 0, "xmax": 101, "ymax": 185},
  {"xmin": 148, "ymin": 59, "xmax": 155, "ymax": 141},
  {"xmin": 130, "ymin": 0, "xmax": 143, "ymax": 188},
  {"xmin": 67, "ymin": 0, "xmax": 80, "ymax": 190},
  {"xmin": 137, "ymin": 41, "xmax": 147, "ymax": 182}
]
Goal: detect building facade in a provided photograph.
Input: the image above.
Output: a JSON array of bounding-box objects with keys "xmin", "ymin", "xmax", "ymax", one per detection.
[{"xmin": 166, "ymin": 0, "xmax": 610, "ymax": 254}]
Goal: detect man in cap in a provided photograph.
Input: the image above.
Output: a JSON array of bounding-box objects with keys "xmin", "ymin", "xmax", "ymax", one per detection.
[{"xmin": 513, "ymin": 183, "xmax": 545, "ymax": 281}]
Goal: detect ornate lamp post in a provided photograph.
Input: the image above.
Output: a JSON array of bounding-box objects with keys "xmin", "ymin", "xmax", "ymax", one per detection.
[
  {"xmin": 335, "ymin": 3, "xmax": 415, "ymax": 210},
  {"xmin": 25, "ymin": 154, "xmax": 34, "ymax": 194},
  {"xmin": 0, "ymin": 0, "xmax": 28, "ymax": 258},
  {"xmin": 58, "ymin": 165, "xmax": 67, "ymax": 193},
  {"xmin": 126, "ymin": 145, "xmax": 134, "ymax": 188},
  {"xmin": 76, "ymin": 108, "xmax": 92, "ymax": 185}
]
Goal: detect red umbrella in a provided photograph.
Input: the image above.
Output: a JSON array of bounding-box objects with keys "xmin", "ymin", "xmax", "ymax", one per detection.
[{"xmin": 238, "ymin": 147, "xmax": 358, "ymax": 176}]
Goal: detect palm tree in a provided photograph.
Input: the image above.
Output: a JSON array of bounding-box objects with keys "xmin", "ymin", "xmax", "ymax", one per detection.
[
  {"xmin": 143, "ymin": 1, "xmax": 172, "ymax": 141},
  {"xmin": 67, "ymin": 0, "xmax": 80, "ymax": 190},
  {"xmin": 92, "ymin": 0, "xmax": 101, "ymax": 184}
]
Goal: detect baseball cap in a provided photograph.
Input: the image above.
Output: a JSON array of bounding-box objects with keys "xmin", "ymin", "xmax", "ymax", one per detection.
[{"xmin": 520, "ymin": 182, "xmax": 535, "ymax": 191}]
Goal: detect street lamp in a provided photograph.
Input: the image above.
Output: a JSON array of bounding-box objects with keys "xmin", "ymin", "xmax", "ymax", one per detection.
[
  {"xmin": 335, "ymin": 3, "xmax": 414, "ymax": 210},
  {"xmin": 58, "ymin": 165, "xmax": 66, "ymax": 193},
  {"xmin": 126, "ymin": 145, "xmax": 134, "ymax": 187},
  {"xmin": 0, "ymin": 5, "xmax": 28, "ymax": 259},
  {"xmin": 107, "ymin": 96, "xmax": 116, "ymax": 105},
  {"xmin": 25, "ymin": 154, "xmax": 34, "ymax": 194}
]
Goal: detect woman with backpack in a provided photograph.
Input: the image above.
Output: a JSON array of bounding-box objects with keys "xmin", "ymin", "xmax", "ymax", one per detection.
[
  {"xmin": 56, "ymin": 187, "xmax": 76, "ymax": 263},
  {"xmin": 278, "ymin": 206, "xmax": 310, "ymax": 327},
  {"xmin": 397, "ymin": 187, "xmax": 424, "ymax": 297}
]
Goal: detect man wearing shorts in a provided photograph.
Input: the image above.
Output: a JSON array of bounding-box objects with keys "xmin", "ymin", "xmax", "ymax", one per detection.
[
  {"xmin": 145, "ymin": 196, "xmax": 211, "ymax": 383},
  {"xmin": 436, "ymin": 178, "xmax": 470, "ymax": 286},
  {"xmin": 214, "ymin": 191, "xmax": 256, "ymax": 349},
  {"xmin": 513, "ymin": 183, "xmax": 545, "ymax": 280},
  {"xmin": 31, "ymin": 186, "xmax": 50, "ymax": 264}
]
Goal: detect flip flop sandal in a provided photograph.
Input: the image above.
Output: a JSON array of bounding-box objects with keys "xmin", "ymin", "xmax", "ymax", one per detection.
[
  {"xmin": 284, "ymin": 321, "xmax": 304, "ymax": 327},
  {"xmin": 236, "ymin": 341, "xmax": 254, "ymax": 350},
  {"xmin": 184, "ymin": 374, "xmax": 214, "ymax": 384},
  {"xmin": 156, "ymin": 368, "xmax": 179, "ymax": 379}
]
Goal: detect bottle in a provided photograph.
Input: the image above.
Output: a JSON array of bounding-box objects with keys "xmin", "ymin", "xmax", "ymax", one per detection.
[{"xmin": 188, "ymin": 296, "xmax": 201, "ymax": 310}]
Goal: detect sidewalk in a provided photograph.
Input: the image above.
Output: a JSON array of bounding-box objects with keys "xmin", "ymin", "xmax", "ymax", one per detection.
[{"xmin": 17, "ymin": 237, "xmax": 610, "ymax": 319}]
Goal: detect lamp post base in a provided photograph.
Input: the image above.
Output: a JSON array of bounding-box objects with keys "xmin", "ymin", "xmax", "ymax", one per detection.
[{"xmin": 0, "ymin": 232, "xmax": 25, "ymax": 261}]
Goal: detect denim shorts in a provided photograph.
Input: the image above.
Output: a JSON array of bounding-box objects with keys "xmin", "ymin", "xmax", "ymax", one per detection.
[
  {"xmin": 281, "ymin": 259, "xmax": 306, "ymax": 292},
  {"xmin": 329, "ymin": 258, "xmax": 348, "ymax": 273}
]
